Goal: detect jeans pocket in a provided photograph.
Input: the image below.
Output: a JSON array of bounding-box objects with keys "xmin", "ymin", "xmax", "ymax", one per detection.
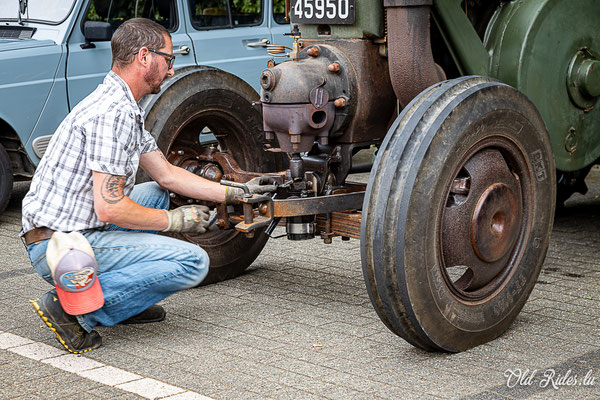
[{"xmin": 27, "ymin": 241, "xmax": 53, "ymax": 283}]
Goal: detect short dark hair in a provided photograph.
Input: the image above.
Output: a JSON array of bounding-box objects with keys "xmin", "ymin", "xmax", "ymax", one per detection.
[{"xmin": 111, "ymin": 18, "xmax": 170, "ymax": 68}]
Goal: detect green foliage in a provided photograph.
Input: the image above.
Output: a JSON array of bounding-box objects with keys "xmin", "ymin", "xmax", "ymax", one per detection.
[
  {"xmin": 232, "ymin": 0, "xmax": 260, "ymax": 14},
  {"xmin": 273, "ymin": 0, "xmax": 284, "ymax": 14},
  {"xmin": 86, "ymin": 0, "xmax": 166, "ymax": 23},
  {"xmin": 86, "ymin": 3, "xmax": 101, "ymax": 21}
]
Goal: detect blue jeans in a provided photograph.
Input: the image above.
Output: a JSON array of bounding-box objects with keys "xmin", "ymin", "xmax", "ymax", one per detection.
[{"xmin": 25, "ymin": 182, "xmax": 209, "ymax": 332}]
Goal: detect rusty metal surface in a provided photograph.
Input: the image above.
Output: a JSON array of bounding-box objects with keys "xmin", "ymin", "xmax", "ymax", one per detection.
[
  {"xmin": 273, "ymin": 191, "xmax": 364, "ymax": 217},
  {"xmin": 306, "ymin": 40, "xmax": 397, "ymax": 144},
  {"xmin": 217, "ymin": 193, "xmax": 274, "ymax": 233},
  {"xmin": 261, "ymin": 40, "xmax": 396, "ymax": 147},
  {"xmin": 343, "ymin": 181, "xmax": 368, "ymax": 192},
  {"xmin": 441, "ymin": 149, "xmax": 523, "ymax": 293},
  {"xmin": 284, "ymin": 0, "xmax": 290, "ymax": 22},
  {"xmin": 196, "ymin": 149, "xmax": 287, "ymax": 184},
  {"xmin": 262, "ymin": 102, "xmax": 336, "ymax": 152},
  {"xmin": 471, "ymin": 182, "xmax": 521, "ymax": 263},
  {"xmin": 385, "ymin": 5, "xmax": 444, "ymax": 108},
  {"xmin": 260, "ymin": 44, "xmax": 355, "ymax": 107}
]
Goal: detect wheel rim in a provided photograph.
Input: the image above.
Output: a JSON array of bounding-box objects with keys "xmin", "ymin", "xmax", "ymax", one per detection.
[
  {"xmin": 439, "ymin": 136, "xmax": 532, "ymax": 302},
  {"xmin": 165, "ymin": 109, "xmax": 258, "ymax": 249}
]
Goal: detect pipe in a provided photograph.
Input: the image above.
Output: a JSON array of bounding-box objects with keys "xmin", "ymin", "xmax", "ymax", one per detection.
[
  {"xmin": 350, "ymin": 163, "xmax": 373, "ymax": 174},
  {"xmin": 384, "ymin": 0, "xmax": 445, "ymax": 108}
]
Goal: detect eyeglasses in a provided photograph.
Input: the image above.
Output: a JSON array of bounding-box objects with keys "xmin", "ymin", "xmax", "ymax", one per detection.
[{"xmin": 133, "ymin": 48, "xmax": 175, "ymax": 69}]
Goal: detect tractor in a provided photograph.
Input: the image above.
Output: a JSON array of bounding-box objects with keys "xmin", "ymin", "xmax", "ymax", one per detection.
[{"xmin": 152, "ymin": 0, "xmax": 599, "ymax": 352}]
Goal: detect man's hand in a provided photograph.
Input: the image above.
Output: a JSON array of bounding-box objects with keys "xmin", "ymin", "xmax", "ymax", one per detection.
[
  {"xmin": 162, "ymin": 205, "xmax": 211, "ymax": 233},
  {"xmin": 225, "ymin": 176, "xmax": 278, "ymax": 204}
]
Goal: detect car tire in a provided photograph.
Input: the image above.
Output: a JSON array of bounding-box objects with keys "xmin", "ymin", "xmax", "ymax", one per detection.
[{"xmin": 0, "ymin": 143, "xmax": 13, "ymax": 213}]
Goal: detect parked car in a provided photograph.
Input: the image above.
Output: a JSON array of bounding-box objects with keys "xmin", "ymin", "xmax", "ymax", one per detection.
[{"xmin": 0, "ymin": 0, "xmax": 291, "ymax": 212}]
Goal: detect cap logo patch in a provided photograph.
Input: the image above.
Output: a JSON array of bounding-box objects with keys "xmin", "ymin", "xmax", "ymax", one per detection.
[{"xmin": 59, "ymin": 268, "xmax": 95, "ymax": 291}]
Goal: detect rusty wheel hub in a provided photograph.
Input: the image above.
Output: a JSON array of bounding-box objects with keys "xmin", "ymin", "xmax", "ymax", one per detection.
[
  {"xmin": 471, "ymin": 183, "xmax": 520, "ymax": 263},
  {"xmin": 167, "ymin": 147, "xmax": 223, "ymax": 207},
  {"xmin": 441, "ymin": 148, "xmax": 523, "ymax": 298}
]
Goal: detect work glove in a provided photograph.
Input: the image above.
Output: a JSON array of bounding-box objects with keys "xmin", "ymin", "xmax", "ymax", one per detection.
[
  {"xmin": 162, "ymin": 205, "xmax": 211, "ymax": 233},
  {"xmin": 225, "ymin": 176, "xmax": 278, "ymax": 204}
]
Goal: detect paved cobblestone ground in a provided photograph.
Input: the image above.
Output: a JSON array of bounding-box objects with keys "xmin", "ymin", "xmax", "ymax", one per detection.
[{"xmin": 0, "ymin": 165, "xmax": 598, "ymax": 399}]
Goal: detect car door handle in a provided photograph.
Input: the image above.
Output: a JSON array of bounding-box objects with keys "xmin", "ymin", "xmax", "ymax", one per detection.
[
  {"xmin": 173, "ymin": 45, "xmax": 190, "ymax": 55},
  {"xmin": 246, "ymin": 39, "xmax": 270, "ymax": 48}
]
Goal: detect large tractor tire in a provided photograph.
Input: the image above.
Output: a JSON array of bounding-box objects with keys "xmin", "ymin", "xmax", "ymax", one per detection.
[
  {"xmin": 0, "ymin": 143, "xmax": 12, "ymax": 213},
  {"xmin": 361, "ymin": 76, "xmax": 556, "ymax": 352},
  {"xmin": 141, "ymin": 67, "xmax": 279, "ymax": 285}
]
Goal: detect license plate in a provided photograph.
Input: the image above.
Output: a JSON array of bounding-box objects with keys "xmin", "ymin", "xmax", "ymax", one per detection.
[{"xmin": 291, "ymin": 0, "xmax": 355, "ymax": 25}]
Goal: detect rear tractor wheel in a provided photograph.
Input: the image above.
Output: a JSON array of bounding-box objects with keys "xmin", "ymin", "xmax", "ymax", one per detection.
[
  {"xmin": 143, "ymin": 68, "xmax": 280, "ymax": 285},
  {"xmin": 361, "ymin": 76, "xmax": 556, "ymax": 352}
]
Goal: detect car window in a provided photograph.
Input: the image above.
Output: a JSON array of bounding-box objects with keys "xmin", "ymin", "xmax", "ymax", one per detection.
[
  {"xmin": 85, "ymin": 0, "xmax": 176, "ymax": 31},
  {"xmin": 189, "ymin": 0, "xmax": 263, "ymax": 30},
  {"xmin": 189, "ymin": 0, "xmax": 229, "ymax": 28},
  {"xmin": 273, "ymin": 0, "xmax": 286, "ymax": 25},
  {"xmin": 0, "ymin": 0, "xmax": 76, "ymax": 24},
  {"xmin": 231, "ymin": 0, "xmax": 261, "ymax": 26}
]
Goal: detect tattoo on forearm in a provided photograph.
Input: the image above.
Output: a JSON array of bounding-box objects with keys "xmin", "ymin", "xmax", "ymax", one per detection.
[
  {"xmin": 101, "ymin": 175, "xmax": 126, "ymax": 204},
  {"xmin": 159, "ymin": 151, "xmax": 167, "ymax": 161}
]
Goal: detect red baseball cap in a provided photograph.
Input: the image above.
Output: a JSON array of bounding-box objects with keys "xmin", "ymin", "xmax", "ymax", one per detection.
[{"xmin": 46, "ymin": 232, "xmax": 104, "ymax": 315}]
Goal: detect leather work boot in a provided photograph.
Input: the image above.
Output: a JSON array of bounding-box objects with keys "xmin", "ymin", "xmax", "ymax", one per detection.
[
  {"xmin": 31, "ymin": 291, "xmax": 102, "ymax": 354},
  {"xmin": 120, "ymin": 305, "xmax": 166, "ymax": 325}
]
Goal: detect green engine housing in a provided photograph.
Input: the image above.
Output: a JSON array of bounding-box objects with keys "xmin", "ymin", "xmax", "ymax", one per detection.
[{"xmin": 484, "ymin": 0, "xmax": 600, "ymax": 172}]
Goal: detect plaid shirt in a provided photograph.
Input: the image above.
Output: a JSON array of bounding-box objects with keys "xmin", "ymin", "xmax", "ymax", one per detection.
[{"xmin": 21, "ymin": 71, "xmax": 158, "ymax": 235}]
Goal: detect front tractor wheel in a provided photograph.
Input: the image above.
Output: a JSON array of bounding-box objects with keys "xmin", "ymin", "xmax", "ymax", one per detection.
[
  {"xmin": 361, "ymin": 76, "xmax": 556, "ymax": 352},
  {"xmin": 142, "ymin": 68, "xmax": 280, "ymax": 285}
]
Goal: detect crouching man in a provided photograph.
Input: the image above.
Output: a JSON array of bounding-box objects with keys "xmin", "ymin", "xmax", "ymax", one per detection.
[{"xmin": 21, "ymin": 18, "xmax": 273, "ymax": 353}]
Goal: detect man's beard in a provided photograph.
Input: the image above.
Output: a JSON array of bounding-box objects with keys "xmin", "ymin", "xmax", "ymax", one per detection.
[{"xmin": 144, "ymin": 59, "xmax": 163, "ymax": 94}]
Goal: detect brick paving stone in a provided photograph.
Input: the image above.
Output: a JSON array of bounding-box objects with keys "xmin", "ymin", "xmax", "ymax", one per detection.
[
  {"xmin": 266, "ymin": 357, "xmax": 335, "ymax": 379},
  {"xmin": 9, "ymin": 342, "xmax": 67, "ymax": 361},
  {"xmin": 221, "ymin": 358, "xmax": 286, "ymax": 379},
  {"xmin": 0, "ymin": 373, "xmax": 103, "ymax": 400},
  {"xmin": 77, "ymin": 365, "xmax": 142, "ymax": 386},
  {"xmin": 265, "ymin": 370, "xmax": 339, "ymax": 396},
  {"xmin": 208, "ymin": 389, "xmax": 266, "ymax": 400},
  {"xmin": 85, "ymin": 387, "xmax": 141, "ymax": 400},
  {"xmin": 116, "ymin": 377, "xmax": 186, "ymax": 399},
  {"xmin": 163, "ymin": 392, "xmax": 216, "ymax": 400},
  {"xmin": 375, "ymin": 385, "xmax": 448, "ymax": 400},
  {"xmin": 321, "ymin": 385, "xmax": 379, "ymax": 400},
  {"xmin": 221, "ymin": 345, "xmax": 286, "ymax": 365},
  {"xmin": 258, "ymin": 385, "xmax": 324, "ymax": 400},
  {"xmin": 41, "ymin": 353, "xmax": 104, "ymax": 373}
]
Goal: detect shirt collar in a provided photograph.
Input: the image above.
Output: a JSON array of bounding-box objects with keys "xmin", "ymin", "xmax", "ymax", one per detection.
[{"xmin": 105, "ymin": 71, "xmax": 144, "ymax": 116}]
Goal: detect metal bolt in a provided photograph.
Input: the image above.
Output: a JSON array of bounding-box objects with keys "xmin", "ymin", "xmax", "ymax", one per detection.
[
  {"xmin": 187, "ymin": 199, "xmax": 194, "ymax": 204},
  {"xmin": 177, "ymin": 150, "xmax": 184, "ymax": 155},
  {"xmin": 328, "ymin": 63, "xmax": 340, "ymax": 73},
  {"xmin": 451, "ymin": 177, "xmax": 470, "ymax": 195},
  {"xmin": 565, "ymin": 128, "xmax": 577, "ymax": 155},
  {"xmin": 260, "ymin": 70, "xmax": 276, "ymax": 91},
  {"xmin": 334, "ymin": 98, "xmax": 346, "ymax": 108},
  {"xmin": 323, "ymin": 237, "xmax": 332, "ymax": 244},
  {"xmin": 169, "ymin": 192, "xmax": 176, "ymax": 198},
  {"xmin": 259, "ymin": 203, "xmax": 268, "ymax": 215},
  {"xmin": 307, "ymin": 46, "xmax": 319, "ymax": 57}
]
